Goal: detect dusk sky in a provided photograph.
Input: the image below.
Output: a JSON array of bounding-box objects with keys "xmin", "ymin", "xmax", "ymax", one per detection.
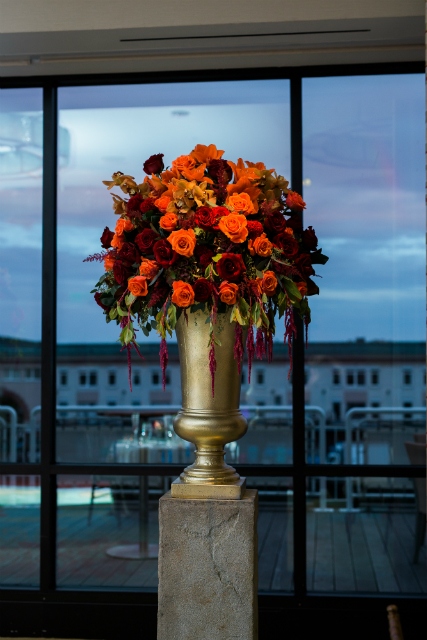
[{"xmin": 0, "ymin": 75, "xmax": 424, "ymax": 346}]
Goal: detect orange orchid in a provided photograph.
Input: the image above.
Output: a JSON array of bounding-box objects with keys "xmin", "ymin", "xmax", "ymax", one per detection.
[
  {"xmin": 227, "ymin": 158, "xmax": 259, "ymax": 183},
  {"xmin": 190, "ymin": 144, "xmax": 224, "ymax": 165},
  {"xmin": 182, "ymin": 163, "xmax": 213, "ymax": 184}
]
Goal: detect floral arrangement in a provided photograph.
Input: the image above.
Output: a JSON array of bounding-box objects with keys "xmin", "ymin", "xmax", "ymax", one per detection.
[{"xmin": 87, "ymin": 144, "xmax": 328, "ymax": 394}]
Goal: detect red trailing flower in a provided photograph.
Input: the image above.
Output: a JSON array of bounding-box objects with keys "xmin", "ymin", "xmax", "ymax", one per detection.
[
  {"xmin": 194, "ymin": 245, "xmax": 214, "ymax": 268},
  {"xmin": 192, "ymin": 278, "xmax": 212, "ymax": 302},
  {"xmin": 233, "ymin": 323, "xmax": 244, "ymax": 375},
  {"xmin": 147, "ymin": 279, "xmax": 169, "ymax": 308},
  {"xmin": 100, "ymin": 226, "xmax": 115, "ymax": 249},
  {"xmin": 246, "ymin": 324, "xmax": 255, "ymax": 383},
  {"xmin": 247, "ymin": 221, "xmax": 264, "ymax": 239},
  {"xmin": 135, "ymin": 229, "xmax": 159, "ymax": 254},
  {"xmin": 302, "ymin": 226, "xmax": 318, "ymax": 251},
  {"xmin": 209, "ymin": 341, "xmax": 217, "ymax": 398},
  {"xmin": 216, "ymin": 253, "xmax": 246, "ymax": 283},
  {"xmin": 274, "ymin": 233, "xmax": 299, "ymax": 258},
  {"xmin": 208, "ymin": 159, "xmax": 233, "ymax": 183},
  {"xmin": 94, "ymin": 292, "xmax": 110, "ymax": 310},
  {"xmin": 143, "ymin": 153, "xmax": 164, "ymax": 175},
  {"xmin": 153, "ymin": 239, "xmax": 178, "ymax": 268},
  {"xmin": 159, "ymin": 338, "xmax": 168, "ymax": 391}
]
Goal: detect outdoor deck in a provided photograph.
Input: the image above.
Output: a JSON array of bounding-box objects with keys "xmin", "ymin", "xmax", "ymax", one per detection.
[{"xmin": 1, "ymin": 504, "xmax": 425, "ymax": 593}]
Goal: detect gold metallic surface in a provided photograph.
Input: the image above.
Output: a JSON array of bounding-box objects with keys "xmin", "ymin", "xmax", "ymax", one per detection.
[
  {"xmin": 172, "ymin": 307, "xmax": 247, "ymax": 498},
  {"xmin": 171, "ymin": 477, "xmax": 247, "ymax": 500}
]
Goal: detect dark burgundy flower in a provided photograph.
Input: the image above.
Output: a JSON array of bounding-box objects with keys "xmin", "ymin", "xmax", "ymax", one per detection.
[
  {"xmin": 302, "ymin": 226, "xmax": 318, "ymax": 251},
  {"xmin": 192, "ymin": 278, "xmax": 212, "ymax": 302},
  {"xmin": 140, "ymin": 197, "xmax": 157, "ymax": 215},
  {"xmin": 94, "ymin": 292, "xmax": 110, "ymax": 310},
  {"xmin": 274, "ymin": 233, "xmax": 299, "ymax": 259},
  {"xmin": 264, "ymin": 211, "xmax": 287, "ymax": 234},
  {"xmin": 216, "ymin": 253, "xmax": 246, "ymax": 283},
  {"xmin": 117, "ymin": 242, "xmax": 139, "ymax": 265},
  {"xmin": 100, "ymin": 226, "xmax": 114, "ymax": 249},
  {"xmin": 194, "ymin": 245, "xmax": 214, "ymax": 268},
  {"xmin": 295, "ymin": 253, "xmax": 315, "ymax": 277},
  {"xmin": 147, "ymin": 279, "xmax": 170, "ymax": 308},
  {"xmin": 207, "ymin": 159, "xmax": 233, "ymax": 183},
  {"xmin": 113, "ymin": 261, "xmax": 129, "ymax": 286},
  {"xmin": 285, "ymin": 216, "xmax": 303, "ymax": 233},
  {"xmin": 195, "ymin": 206, "xmax": 221, "ymax": 230},
  {"xmin": 247, "ymin": 221, "xmax": 264, "ymax": 239},
  {"xmin": 127, "ymin": 194, "xmax": 143, "ymax": 217},
  {"xmin": 135, "ymin": 229, "xmax": 159, "ymax": 254},
  {"xmin": 143, "ymin": 153, "xmax": 164, "ymax": 175},
  {"xmin": 153, "ymin": 239, "xmax": 178, "ymax": 268}
]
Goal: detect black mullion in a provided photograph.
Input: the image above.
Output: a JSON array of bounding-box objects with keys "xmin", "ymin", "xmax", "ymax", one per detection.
[
  {"xmin": 290, "ymin": 74, "xmax": 306, "ymax": 599},
  {"xmin": 40, "ymin": 82, "xmax": 58, "ymax": 593}
]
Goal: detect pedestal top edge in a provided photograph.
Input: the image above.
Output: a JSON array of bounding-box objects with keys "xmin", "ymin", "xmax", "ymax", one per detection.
[{"xmin": 160, "ymin": 488, "xmax": 258, "ymax": 503}]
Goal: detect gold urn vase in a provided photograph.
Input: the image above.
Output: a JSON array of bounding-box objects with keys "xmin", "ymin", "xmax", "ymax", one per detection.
[{"xmin": 171, "ymin": 308, "xmax": 247, "ymax": 499}]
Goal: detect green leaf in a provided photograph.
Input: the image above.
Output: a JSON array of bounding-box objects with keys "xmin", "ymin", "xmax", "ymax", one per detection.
[
  {"xmin": 204, "ymin": 265, "xmax": 212, "ymax": 278},
  {"xmin": 282, "ymin": 279, "xmax": 302, "ymax": 302},
  {"xmin": 261, "ymin": 293, "xmax": 268, "ymax": 305},
  {"xmin": 90, "ymin": 289, "xmax": 97, "ymax": 294},
  {"xmin": 306, "ymin": 277, "xmax": 319, "ymax": 296},
  {"xmin": 117, "ymin": 305, "xmax": 128, "ymax": 317},
  {"xmin": 145, "ymin": 322, "xmax": 152, "ymax": 332},
  {"xmin": 142, "ymin": 326, "xmax": 149, "ymax": 337},
  {"xmin": 239, "ymin": 297, "xmax": 249, "ymax": 316},
  {"xmin": 109, "ymin": 307, "xmax": 118, "ymax": 320},
  {"xmin": 125, "ymin": 293, "xmax": 136, "ymax": 307},
  {"xmin": 255, "ymin": 270, "xmax": 263, "ymax": 279},
  {"xmin": 212, "ymin": 254, "xmax": 223, "ymax": 262},
  {"xmin": 260, "ymin": 307, "xmax": 270, "ymax": 329},
  {"xmin": 151, "ymin": 319, "xmax": 157, "ymax": 329},
  {"xmin": 213, "ymin": 337, "xmax": 222, "ymax": 346},
  {"xmin": 167, "ymin": 303, "xmax": 177, "ymax": 330}
]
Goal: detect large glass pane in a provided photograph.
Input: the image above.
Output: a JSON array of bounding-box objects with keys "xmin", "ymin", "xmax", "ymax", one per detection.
[
  {"xmin": 302, "ymin": 74, "xmax": 426, "ymax": 465},
  {"xmin": 0, "ymin": 474, "xmax": 40, "ymax": 587},
  {"xmin": 0, "ymin": 88, "xmax": 43, "ymax": 463},
  {"xmin": 56, "ymin": 80, "xmax": 291, "ymax": 463},
  {"xmin": 307, "ymin": 476, "xmax": 426, "ymax": 594}
]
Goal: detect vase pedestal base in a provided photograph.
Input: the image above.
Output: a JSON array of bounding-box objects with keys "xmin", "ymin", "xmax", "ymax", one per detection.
[{"xmin": 171, "ymin": 477, "xmax": 246, "ymax": 500}]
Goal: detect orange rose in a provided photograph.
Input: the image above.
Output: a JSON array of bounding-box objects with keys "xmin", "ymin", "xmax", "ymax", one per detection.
[
  {"xmin": 111, "ymin": 233, "xmax": 124, "ymax": 250},
  {"xmin": 139, "ymin": 258, "xmax": 159, "ymax": 279},
  {"xmin": 159, "ymin": 213, "xmax": 178, "ymax": 231},
  {"xmin": 219, "ymin": 281, "xmax": 239, "ymax": 305},
  {"xmin": 253, "ymin": 233, "xmax": 272, "ymax": 257},
  {"xmin": 115, "ymin": 218, "xmax": 133, "ymax": 235},
  {"xmin": 262, "ymin": 271, "xmax": 277, "ymax": 297},
  {"xmin": 285, "ymin": 227, "xmax": 294, "ymax": 236},
  {"xmin": 104, "ymin": 255, "xmax": 115, "ymax": 271},
  {"xmin": 296, "ymin": 281, "xmax": 307, "ymax": 297},
  {"xmin": 172, "ymin": 155, "xmax": 196, "ymax": 174},
  {"xmin": 167, "ymin": 228, "xmax": 196, "ymax": 257},
  {"xmin": 155, "ymin": 195, "xmax": 172, "ymax": 214},
  {"xmin": 218, "ymin": 214, "xmax": 248, "ymax": 243},
  {"xmin": 128, "ymin": 276, "xmax": 148, "ymax": 297},
  {"xmin": 171, "ymin": 281, "xmax": 195, "ymax": 307},
  {"xmin": 227, "ymin": 192, "xmax": 256, "ymax": 215}
]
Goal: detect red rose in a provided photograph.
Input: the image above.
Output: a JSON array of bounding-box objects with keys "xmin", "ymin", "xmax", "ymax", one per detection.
[
  {"xmin": 274, "ymin": 233, "xmax": 299, "ymax": 259},
  {"xmin": 100, "ymin": 226, "xmax": 114, "ymax": 249},
  {"xmin": 302, "ymin": 226, "xmax": 318, "ymax": 251},
  {"xmin": 153, "ymin": 239, "xmax": 178, "ymax": 268},
  {"xmin": 264, "ymin": 211, "xmax": 287, "ymax": 234},
  {"xmin": 247, "ymin": 221, "xmax": 264, "ymax": 239},
  {"xmin": 216, "ymin": 253, "xmax": 246, "ymax": 283},
  {"xmin": 140, "ymin": 197, "xmax": 157, "ymax": 215},
  {"xmin": 192, "ymin": 278, "xmax": 212, "ymax": 302},
  {"xmin": 127, "ymin": 194, "xmax": 143, "ymax": 218},
  {"xmin": 296, "ymin": 253, "xmax": 315, "ymax": 277},
  {"xmin": 118, "ymin": 242, "xmax": 140, "ymax": 265},
  {"xmin": 113, "ymin": 261, "xmax": 129, "ymax": 286},
  {"xmin": 286, "ymin": 216, "xmax": 303, "ymax": 233},
  {"xmin": 94, "ymin": 292, "xmax": 110, "ymax": 310},
  {"xmin": 207, "ymin": 159, "xmax": 233, "ymax": 183},
  {"xmin": 195, "ymin": 206, "xmax": 218, "ymax": 230},
  {"xmin": 286, "ymin": 190, "xmax": 306, "ymax": 212},
  {"xmin": 135, "ymin": 229, "xmax": 159, "ymax": 254},
  {"xmin": 194, "ymin": 245, "xmax": 214, "ymax": 268},
  {"xmin": 143, "ymin": 153, "xmax": 164, "ymax": 175}
]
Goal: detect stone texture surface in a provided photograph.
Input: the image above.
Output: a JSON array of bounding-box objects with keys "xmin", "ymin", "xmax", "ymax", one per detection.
[{"xmin": 157, "ymin": 490, "xmax": 258, "ymax": 640}]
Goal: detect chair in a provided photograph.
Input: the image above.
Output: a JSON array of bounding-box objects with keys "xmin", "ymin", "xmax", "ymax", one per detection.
[
  {"xmin": 413, "ymin": 433, "xmax": 426, "ymax": 444},
  {"xmin": 404, "ymin": 442, "xmax": 426, "ymax": 563}
]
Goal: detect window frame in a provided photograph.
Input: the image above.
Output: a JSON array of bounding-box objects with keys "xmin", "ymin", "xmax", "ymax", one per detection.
[{"xmin": 0, "ymin": 61, "xmax": 425, "ymax": 626}]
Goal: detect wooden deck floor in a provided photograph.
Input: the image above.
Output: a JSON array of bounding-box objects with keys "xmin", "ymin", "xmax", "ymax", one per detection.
[{"xmin": 0, "ymin": 505, "xmax": 425, "ymax": 593}]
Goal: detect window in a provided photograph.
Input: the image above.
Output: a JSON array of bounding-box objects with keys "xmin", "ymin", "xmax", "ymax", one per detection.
[
  {"xmin": 152, "ymin": 372, "xmax": 160, "ymax": 386},
  {"xmin": 133, "ymin": 371, "xmax": 141, "ymax": 386},
  {"xmin": 346, "ymin": 371, "xmax": 354, "ymax": 386},
  {"xmin": 78, "ymin": 372, "xmax": 86, "ymax": 386},
  {"xmin": 332, "ymin": 402, "xmax": 341, "ymax": 422},
  {"xmin": 332, "ymin": 370, "xmax": 340, "ymax": 385},
  {"xmin": 371, "ymin": 370, "xmax": 379, "ymax": 385},
  {"xmin": 89, "ymin": 371, "xmax": 97, "ymax": 386},
  {"xmin": 256, "ymin": 370, "xmax": 265, "ymax": 385},
  {"xmin": 108, "ymin": 371, "xmax": 116, "ymax": 386},
  {"xmin": 403, "ymin": 370, "xmax": 412, "ymax": 385},
  {"xmin": 357, "ymin": 371, "xmax": 365, "ymax": 386},
  {"xmin": 59, "ymin": 370, "xmax": 68, "ymax": 386}
]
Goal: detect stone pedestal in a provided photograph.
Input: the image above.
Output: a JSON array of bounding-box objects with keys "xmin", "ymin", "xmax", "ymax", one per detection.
[{"xmin": 157, "ymin": 490, "xmax": 258, "ymax": 640}]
